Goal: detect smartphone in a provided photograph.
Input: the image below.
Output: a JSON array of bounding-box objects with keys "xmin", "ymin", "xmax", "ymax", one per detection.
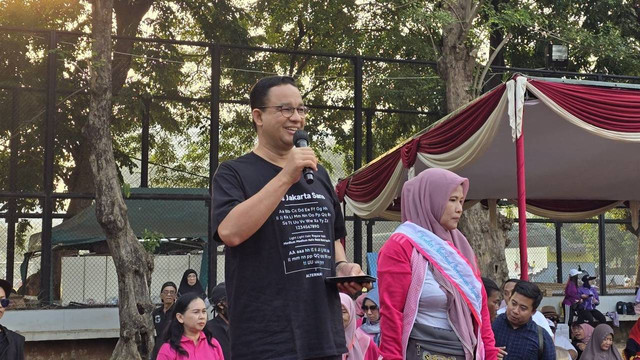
[{"xmin": 325, "ymin": 275, "xmax": 377, "ymax": 284}]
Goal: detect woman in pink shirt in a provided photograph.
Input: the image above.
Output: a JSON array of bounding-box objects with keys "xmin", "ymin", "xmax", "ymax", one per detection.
[
  {"xmin": 377, "ymin": 168, "xmax": 498, "ymax": 360},
  {"xmin": 157, "ymin": 292, "xmax": 224, "ymax": 360}
]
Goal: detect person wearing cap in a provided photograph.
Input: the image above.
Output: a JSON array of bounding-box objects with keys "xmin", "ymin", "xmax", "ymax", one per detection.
[
  {"xmin": 577, "ymin": 274, "xmax": 606, "ymax": 326},
  {"xmin": 206, "ymin": 282, "xmax": 229, "ymax": 360},
  {"xmin": 0, "ymin": 279, "xmax": 24, "ymax": 359},
  {"xmin": 542, "ymin": 307, "xmax": 578, "ymax": 360},
  {"xmin": 563, "ymin": 269, "xmax": 583, "ymax": 325},
  {"xmin": 152, "ymin": 281, "xmax": 177, "ymax": 341}
]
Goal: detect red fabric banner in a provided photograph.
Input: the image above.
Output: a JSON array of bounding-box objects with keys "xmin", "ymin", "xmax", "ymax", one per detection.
[
  {"xmin": 401, "ymin": 139, "xmax": 419, "ymax": 168},
  {"xmin": 530, "ymin": 80, "xmax": 640, "ymax": 132},
  {"xmin": 336, "ymin": 151, "xmax": 401, "ymax": 203},
  {"xmin": 337, "ymin": 84, "xmax": 506, "ymax": 203},
  {"xmin": 416, "ymin": 84, "xmax": 505, "ymax": 154}
]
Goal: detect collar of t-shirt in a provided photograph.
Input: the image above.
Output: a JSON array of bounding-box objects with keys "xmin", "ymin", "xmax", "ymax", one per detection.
[{"xmin": 497, "ymin": 306, "xmax": 554, "ymax": 337}]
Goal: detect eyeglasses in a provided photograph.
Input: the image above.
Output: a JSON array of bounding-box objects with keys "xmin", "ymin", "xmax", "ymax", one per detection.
[
  {"xmin": 162, "ymin": 290, "xmax": 176, "ymax": 295},
  {"xmin": 0, "ymin": 298, "xmax": 9, "ymax": 308},
  {"xmin": 362, "ymin": 305, "xmax": 378, "ymax": 311},
  {"xmin": 257, "ymin": 105, "xmax": 309, "ymax": 118}
]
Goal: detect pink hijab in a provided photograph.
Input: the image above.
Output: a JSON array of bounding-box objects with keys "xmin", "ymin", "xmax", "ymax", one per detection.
[
  {"xmin": 574, "ymin": 323, "xmax": 595, "ymax": 344},
  {"xmin": 341, "ymin": 293, "xmax": 372, "ymax": 360},
  {"xmin": 400, "ymin": 168, "xmax": 482, "ymax": 358},
  {"xmin": 355, "ymin": 292, "xmax": 367, "ymax": 318},
  {"xmin": 400, "ymin": 168, "xmax": 477, "ymax": 270}
]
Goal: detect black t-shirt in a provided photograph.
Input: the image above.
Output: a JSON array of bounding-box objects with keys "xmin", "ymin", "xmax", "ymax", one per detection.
[
  {"xmin": 152, "ymin": 305, "xmax": 173, "ymax": 340},
  {"xmin": 212, "ymin": 152, "xmax": 347, "ymax": 360},
  {"xmin": 206, "ymin": 316, "xmax": 231, "ymax": 360},
  {"xmin": 0, "ymin": 329, "xmax": 7, "ymax": 359}
]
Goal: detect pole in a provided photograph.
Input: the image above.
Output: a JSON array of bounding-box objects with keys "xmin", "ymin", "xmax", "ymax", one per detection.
[
  {"xmin": 208, "ymin": 44, "xmax": 221, "ymax": 296},
  {"xmin": 556, "ymin": 222, "xmax": 563, "ymax": 283},
  {"xmin": 352, "ymin": 56, "xmax": 363, "ymax": 266},
  {"xmin": 515, "ymin": 83, "xmax": 529, "ymax": 281},
  {"xmin": 141, "ymin": 98, "xmax": 150, "ymax": 187},
  {"xmin": 598, "ymin": 214, "xmax": 607, "ymax": 295},
  {"xmin": 6, "ymin": 88, "xmax": 19, "ymax": 284},
  {"xmin": 41, "ymin": 30, "xmax": 58, "ymax": 303}
]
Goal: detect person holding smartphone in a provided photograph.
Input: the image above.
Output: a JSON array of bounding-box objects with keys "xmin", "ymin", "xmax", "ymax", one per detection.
[
  {"xmin": 212, "ymin": 76, "xmax": 366, "ymax": 360},
  {"xmin": 577, "ymin": 274, "xmax": 606, "ymax": 326}
]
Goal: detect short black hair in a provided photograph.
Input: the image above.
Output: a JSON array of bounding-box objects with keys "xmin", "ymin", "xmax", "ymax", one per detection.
[
  {"xmin": 249, "ymin": 76, "xmax": 298, "ymax": 130},
  {"xmin": 502, "ymin": 278, "xmax": 520, "ymax": 289},
  {"xmin": 512, "ymin": 280, "xmax": 543, "ymax": 310},
  {"xmin": 160, "ymin": 281, "xmax": 177, "ymax": 293},
  {"xmin": 482, "ymin": 277, "xmax": 500, "ymax": 297}
]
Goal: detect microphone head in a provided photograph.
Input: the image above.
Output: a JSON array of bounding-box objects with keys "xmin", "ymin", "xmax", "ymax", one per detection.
[{"xmin": 293, "ymin": 130, "xmax": 309, "ymax": 147}]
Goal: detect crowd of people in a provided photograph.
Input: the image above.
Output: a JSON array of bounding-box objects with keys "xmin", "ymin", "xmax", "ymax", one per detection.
[
  {"xmin": 150, "ymin": 269, "xmax": 229, "ymax": 360},
  {"xmin": 206, "ymin": 76, "xmax": 636, "ymax": 360},
  {"xmin": 3, "ymin": 75, "xmax": 639, "ymax": 360}
]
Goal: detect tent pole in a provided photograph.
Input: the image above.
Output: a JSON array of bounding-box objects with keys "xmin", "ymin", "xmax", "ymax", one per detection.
[{"xmin": 515, "ymin": 85, "xmax": 529, "ymax": 281}]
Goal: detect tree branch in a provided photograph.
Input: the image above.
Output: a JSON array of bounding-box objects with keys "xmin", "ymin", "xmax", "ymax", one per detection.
[
  {"xmin": 302, "ymin": 77, "xmax": 336, "ymax": 99},
  {"xmin": 473, "ymin": 33, "xmax": 511, "ymax": 96},
  {"xmin": 288, "ymin": 17, "xmax": 306, "ymax": 76}
]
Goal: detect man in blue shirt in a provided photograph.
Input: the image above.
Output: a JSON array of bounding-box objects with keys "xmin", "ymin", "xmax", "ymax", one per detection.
[{"xmin": 492, "ymin": 280, "xmax": 556, "ymax": 360}]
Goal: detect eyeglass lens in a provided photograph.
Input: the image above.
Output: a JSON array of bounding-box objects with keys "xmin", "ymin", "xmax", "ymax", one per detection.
[
  {"xmin": 281, "ymin": 107, "xmax": 308, "ymax": 117},
  {"xmin": 0, "ymin": 298, "xmax": 9, "ymax": 307}
]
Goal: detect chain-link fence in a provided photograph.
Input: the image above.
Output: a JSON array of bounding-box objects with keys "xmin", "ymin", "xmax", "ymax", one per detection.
[
  {"xmin": 507, "ymin": 217, "xmax": 638, "ymax": 295},
  {"xmin": 2, "ymin": 27, "xmax": 640, "ymax": 308}
]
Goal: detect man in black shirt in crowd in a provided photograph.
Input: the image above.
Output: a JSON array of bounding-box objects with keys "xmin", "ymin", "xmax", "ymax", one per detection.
[
  {"xmin": 0, "ymin": 278, "xmax": 24, "ymax": 359},
  {"xmin": 151, "ymin": 281, "xmax": 177, "ymax": 340},
  {"xmin": 212, "ymin": 76, "xmax": 366, "ymax": 360},
  {"xmin": 206, "ymin": 282, "xmax": 230, "ymax": 360}
]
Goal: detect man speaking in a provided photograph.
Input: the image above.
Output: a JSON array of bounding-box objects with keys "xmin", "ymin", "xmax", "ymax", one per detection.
[{"xmin": 212, "ymin": 76, "xmax": 365, "ymax": 360}]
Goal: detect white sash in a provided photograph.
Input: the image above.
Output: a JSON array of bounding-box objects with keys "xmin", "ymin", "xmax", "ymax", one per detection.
[{"xmin": 394, "ymin": 221, "xmax": 483, "ymax": 323}]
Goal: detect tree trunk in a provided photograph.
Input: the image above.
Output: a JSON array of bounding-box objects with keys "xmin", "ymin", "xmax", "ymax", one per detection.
[
  {"xmin": 437, "ymin": 0, "xmax": 510, "ymax": 284},
  {"xmin": 458, "ymin": 204, "xmax": 511, "ymax": 284},
  {"xmin": 66, "ymin": 141, "xmax": 97, "ymax": 216},
  {"xmin": 436, "ymin": 1, "xmax": 477, "ymax": 110},
  {"xmin": 86, "ymin": 1, "xmax": 155, "ymax": 359},
  {"xmin": 112, "ymin": 0, "xmax": 155, "ymax": 94}
]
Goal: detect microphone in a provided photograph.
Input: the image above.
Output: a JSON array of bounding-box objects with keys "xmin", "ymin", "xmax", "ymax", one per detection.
[{"xmin": 293, "ymin": 130, "xmax": 314, "ymax": 184}]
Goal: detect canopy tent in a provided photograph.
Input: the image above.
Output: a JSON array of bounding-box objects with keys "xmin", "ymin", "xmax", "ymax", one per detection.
[
  {"xmin": 336, "ymin": 76, "xmax": 640, "ymax": 279},
  {"xmin": 24, "ymin": 187, "xmax": 212, "ymax": 285}
]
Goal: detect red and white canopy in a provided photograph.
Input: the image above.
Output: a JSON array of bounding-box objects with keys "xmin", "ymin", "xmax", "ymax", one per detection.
[{"xmin": 336, "ymin": 76, "xmax": 640, "ymax": 278}]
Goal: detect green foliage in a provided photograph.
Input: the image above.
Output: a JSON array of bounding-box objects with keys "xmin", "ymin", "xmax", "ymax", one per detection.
[
  {"xmin": 2, "ymin": 0, "xmax": 640, "ymax": 203},
  {"xmin": 122, "ymin": 183, "xmax": 131, "ymax": 198},
  {"xmin": 15, "ymin": 219, "xmax": 32, "ymax": 251},
  {"xmin": 141, "ymin": 229, "xmax": 163, "ymax": 253}
]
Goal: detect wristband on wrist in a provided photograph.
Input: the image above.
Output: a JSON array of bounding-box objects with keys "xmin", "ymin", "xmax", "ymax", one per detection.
[{"xmin": 335, "ymin": 261, "xmax": 347, "ymax": 269}]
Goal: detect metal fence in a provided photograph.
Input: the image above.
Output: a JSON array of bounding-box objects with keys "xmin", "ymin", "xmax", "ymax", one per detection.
[
  {"xmin": 509, "ymin": 216, "xmax": 639, "ymax": 295},
  {"xmin": 2, "ymin": 27, "xmax": 640, "ymax": 306}
]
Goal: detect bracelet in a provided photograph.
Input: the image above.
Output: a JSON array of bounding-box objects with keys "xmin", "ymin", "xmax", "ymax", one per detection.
[{"xmin": 335, "ymin": 261, "xmax": 347, "ymax": 269}]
